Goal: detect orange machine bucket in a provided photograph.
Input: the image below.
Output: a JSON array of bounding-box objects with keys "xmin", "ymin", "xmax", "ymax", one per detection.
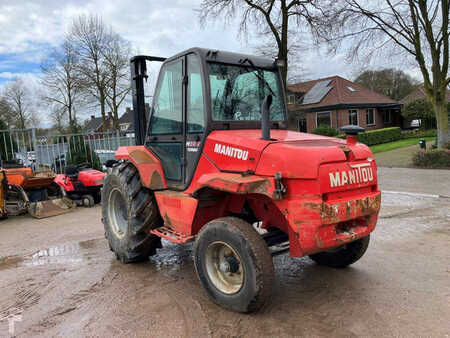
[{"xmin": 4, "ymin": 168, "xmax": 76, "ymax": 219}]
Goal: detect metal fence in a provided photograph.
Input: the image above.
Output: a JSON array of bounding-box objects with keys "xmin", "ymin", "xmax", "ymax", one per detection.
[{"xmin": 0, "ymin": 128, "xmax": 135, "ymax": 173}]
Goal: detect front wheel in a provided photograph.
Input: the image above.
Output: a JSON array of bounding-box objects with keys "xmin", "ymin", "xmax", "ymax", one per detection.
[
  {"xmin": 193, "ymin": 217, "xmax": 274, "ymax": 313},
  {"xmin": 102, "ymin": 162, "xmax": 162, "ymax": 263},
  {"xmin": 309, "ymin": 235, "xmax": 370, "ymax": 268}
]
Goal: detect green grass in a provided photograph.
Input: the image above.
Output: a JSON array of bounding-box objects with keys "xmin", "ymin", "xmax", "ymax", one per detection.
[{"xmin": 370, "ymin": 137, "xmax": 435, "ymax": 154}]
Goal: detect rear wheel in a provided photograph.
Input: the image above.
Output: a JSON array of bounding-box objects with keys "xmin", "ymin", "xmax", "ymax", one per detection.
[
  {"xmin": 102, "ymin": 161, "xmax": 162, "ymax": 263},
  {"xmin": 309, "ymin": 235, "xmax": 370, "ymax": 268},
  {"xmin": 193, "ymin": 217, "xmax": 274, "ymax": 313},
  {"xmin": 82, "ymin": 195, "xmax": 94, "ymax": 207}
]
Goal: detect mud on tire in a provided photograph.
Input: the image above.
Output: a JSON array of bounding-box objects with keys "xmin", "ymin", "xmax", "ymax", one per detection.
[
  {"xmin": 309, "ymin": 235, "xmax": 370, "ymax": 268},
  {"xmin": 102, "ymin": 161, "xmax": 162, "ymax": 263},
  {"xmin": 193, "ymin": 217, "xmax": 274, "ymax": 313}
]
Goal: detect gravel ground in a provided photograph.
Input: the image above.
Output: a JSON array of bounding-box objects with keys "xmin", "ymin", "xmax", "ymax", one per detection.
[{"xmin": 0, "ymin": 169, "xmax": 449, "ymax": 337}]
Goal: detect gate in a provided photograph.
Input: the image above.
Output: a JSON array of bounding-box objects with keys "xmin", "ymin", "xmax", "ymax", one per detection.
[{"xmin": 0, "ymin": 128, "xmax": 135, "ymax": 173}]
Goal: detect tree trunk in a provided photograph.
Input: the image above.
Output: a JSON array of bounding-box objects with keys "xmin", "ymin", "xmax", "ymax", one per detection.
[
  {"xmin": 279, "ymin": 0, "xmax": 288, "ymax": 89},
  {"xmin": 433, "ymin": 99, "xmax": 449, "ymax": 148},
  {"xmin": 113, "ymin": 107, "xmax": 119, "ymax": 131},
  {"xmin": 100, "ymin": 93, "xmax": 106, "ymax": 130}
]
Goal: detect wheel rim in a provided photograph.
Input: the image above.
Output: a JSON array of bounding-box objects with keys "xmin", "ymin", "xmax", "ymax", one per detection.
[
  {"xmin": 108, "ymin": 188, "xmax": 128, "ymax": 239},
  {"xmin": 205, "ymin": 241, "xmax": 244, "ymax": 294}
]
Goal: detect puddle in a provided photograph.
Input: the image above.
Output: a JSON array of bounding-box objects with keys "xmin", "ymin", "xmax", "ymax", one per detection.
[
  {"xmin": 0, "ymin": 239, "xmax": 105, "ymax": 271},
  {"xmin": 149, "ymin": 239, "xmax": 193, "ymax": 272}
]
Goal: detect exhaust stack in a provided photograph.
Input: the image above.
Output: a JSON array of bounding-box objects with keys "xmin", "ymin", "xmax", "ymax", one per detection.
[
  {"xmin": 340, "ymin": 125, "xmax": 365, "ymax": 146},
  {"xmin": 261, "ymin": 94, "xmax": 273, "ymax": 140}
]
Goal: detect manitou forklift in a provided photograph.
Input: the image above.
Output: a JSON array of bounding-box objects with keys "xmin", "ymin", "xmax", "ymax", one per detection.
[{"xmin": 102, "ymin": 48, "xmax": 381, "ymax": 313}]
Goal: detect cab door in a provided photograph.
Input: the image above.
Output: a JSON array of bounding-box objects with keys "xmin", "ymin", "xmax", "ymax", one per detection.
[
  {"xmin": 147, "ymin": 54, "xmax": 206, "ymax": 189},
  {"xmin": 185, "ymin": 54, "xmax": 206, "ymax": 184},
  {"xmin": 147, "ymin": 58, "xmax": 185, "ymax": 187}
]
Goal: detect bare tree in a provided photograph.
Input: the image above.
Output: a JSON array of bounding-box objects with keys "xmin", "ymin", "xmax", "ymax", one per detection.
[
  {"xmin": 0, "ymin": 97, "xmax": 14, "ymax": 127},
  {"xmin": 102, "ymin": 33, "xmax": 132, "ymax": 130},
  {"xmin": 199, "ymin": 0, "xmax": 336, "ymax": 87},
  {"xmin": 69, "ymin": 15, "xmax": 110, "ymax": 129},
  {"xmin": 325, "ymin": 0, "xmax": 449, "ymax": 148},
  {"xmin": 2, "ymin": 78, "xmax": 35, "ymax": 129},
  {"xmin": 41, "ymin": 41, "xmax": 84, "ymax": 132},
  {"xmin": 354, "ymin": 68, "xmax": 419, "ymax": 101}
]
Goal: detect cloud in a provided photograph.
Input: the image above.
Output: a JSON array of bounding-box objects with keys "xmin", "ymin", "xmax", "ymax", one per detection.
[{"xmin": 0, "ymin": 0, "xmax": 426, "ymax": 129}]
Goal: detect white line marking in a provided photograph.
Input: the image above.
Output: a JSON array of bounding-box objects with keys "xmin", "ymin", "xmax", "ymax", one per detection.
[{"xmin": 382, "ymin": 190, "xmax": 441, "ymax": 199}]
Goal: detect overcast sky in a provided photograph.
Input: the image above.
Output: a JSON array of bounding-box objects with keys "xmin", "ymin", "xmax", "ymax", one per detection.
[{"xmin": 0, "ymin": 0, "xmax": 423, "ymax": 126}]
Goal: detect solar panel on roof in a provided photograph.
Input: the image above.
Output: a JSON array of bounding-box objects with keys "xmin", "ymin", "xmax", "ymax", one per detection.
[{"xmin": 302, "ymin": 80, "xmax": 332, "ymax": 105}]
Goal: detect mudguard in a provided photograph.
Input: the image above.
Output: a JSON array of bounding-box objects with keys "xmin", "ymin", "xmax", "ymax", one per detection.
[
  {"xmin": 191, "ymin": 172, "xmax": 277, "ymax": 199},
  {"xmin": 115, "ymin": 146, "xmax": 167, "ymax": 190}
]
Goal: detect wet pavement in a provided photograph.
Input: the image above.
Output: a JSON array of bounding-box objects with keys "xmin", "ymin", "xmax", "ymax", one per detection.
[{"xmin": 0, "ymin": 170, "xmax": 449, "ymax": 337}]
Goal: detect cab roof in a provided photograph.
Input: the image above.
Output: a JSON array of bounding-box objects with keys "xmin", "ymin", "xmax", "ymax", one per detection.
[{"xmin": 165, "ymin": 47, "xmax": 278, "ymax": 70}]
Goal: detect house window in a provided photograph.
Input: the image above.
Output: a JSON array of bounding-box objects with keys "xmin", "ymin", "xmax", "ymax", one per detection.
[
  {"xmin": 383, "ymin": 110, "xmax": 392, "ymax": 123},
  {"xmin": 287, "ymin": 94, "xmax": 295, "ymax": 104},
  {"xmin": 316, "ymin": 112, "xmax": 331, "ymax": 127},
  {"xmin": 366, "ymin": 109, "xmax": 375, "ymax": 126},
  {"xmin": 348, "ymin": 109, "xmax": 358, "ymax": 125}
]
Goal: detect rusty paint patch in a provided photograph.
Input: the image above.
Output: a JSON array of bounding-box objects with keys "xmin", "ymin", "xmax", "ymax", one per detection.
[
  {"xmin": 130, "ymin": 150, "xmax": 155, "ymax": 164},
  {"xmin": 163, "ymin": 213, "xmax": 172, "ymax": 228},
  {"xmin": 315, "ymin": 234, "xmax": 323, "ymax": 248},
  {"xmin": 149, "ymin": 171, "xmax": 164, "ymax": 190}
]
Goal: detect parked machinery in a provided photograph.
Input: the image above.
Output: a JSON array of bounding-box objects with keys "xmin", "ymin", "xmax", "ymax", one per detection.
[
  {"xmin": 3, "ymin": 168, "xmax": 76, "ymax": 218},
  {"xmin": 54, "ymin": 163, "xmax": 106, "ymax": 207}
]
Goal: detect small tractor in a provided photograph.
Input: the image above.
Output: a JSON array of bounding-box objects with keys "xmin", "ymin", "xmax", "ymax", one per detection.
[
  {"xmin": 54, "ymin": 163, "xmax": 106, "ymax": 207},
  {"xmin": 102, "ymin": 48, "xmax": 381, "ymax": 313}
]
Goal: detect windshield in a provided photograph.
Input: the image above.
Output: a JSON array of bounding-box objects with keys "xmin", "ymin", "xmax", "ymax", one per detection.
[{"xmin": 208, "ymin": 62, "xmax": 285, "ymax": 121}]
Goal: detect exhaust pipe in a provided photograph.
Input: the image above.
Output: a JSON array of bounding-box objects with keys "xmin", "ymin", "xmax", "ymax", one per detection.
[
  {"xmin": 340, "ymin": 125, "xmax": 365, "ymax": 145},
  {"xmin": 261, "ymin": 94, "xmax": 273, "ymax": 140}
]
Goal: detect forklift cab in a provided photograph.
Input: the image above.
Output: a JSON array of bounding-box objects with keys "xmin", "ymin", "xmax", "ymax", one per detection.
[{"xmin": 130, "ymin": 48, "xmax": 288, "ymax": 190}]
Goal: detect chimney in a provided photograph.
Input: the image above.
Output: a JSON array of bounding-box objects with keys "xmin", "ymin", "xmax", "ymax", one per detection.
[
  {"xmin": 91, "ymin": 115, "xmax": 95, "ymax": 120},
  {"xmin": 108, "ymin": 111, "xmax": 113, "ymax": 119}
]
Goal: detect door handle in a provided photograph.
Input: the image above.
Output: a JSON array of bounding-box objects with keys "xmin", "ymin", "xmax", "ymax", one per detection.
[
  {"xmin": 151, "ymin": 136, "xmax": 158, "ymax": 141},
  {"xmin": 171, "ymin": 136, "xmax": 177, "ymax": 140}
]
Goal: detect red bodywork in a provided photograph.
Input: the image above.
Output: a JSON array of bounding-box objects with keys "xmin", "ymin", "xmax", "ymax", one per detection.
[
  {"xmin": 54, "ymin": 169, "xmax": 106, "ymax": 191},
  {"xmin": 116, "ymin": 130, "xmax": 381, "ymax": 257}
]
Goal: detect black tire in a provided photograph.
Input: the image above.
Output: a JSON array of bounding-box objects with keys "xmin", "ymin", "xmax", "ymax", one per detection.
[
  {"xmin": 93, "ymin": 191, "xmax": 101, "ymax": 204},
  {"xmin": 82, "ymin": 195, "xmax": 94, "ymax": 207},
  {"xmin": 193, "ymin": 217, "xmax": 274, "ymax": 313},
  {"xmin": 309, "ymin": 235, "xmax": 370, "ymax": 268},
  {"xmin": 102, "ymin": 161, "xmax": 162, "ymax": 263}
]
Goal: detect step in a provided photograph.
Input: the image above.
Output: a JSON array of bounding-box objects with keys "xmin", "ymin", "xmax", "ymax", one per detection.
[{"xmin": 150, "ymin": 226, "xmax": 195, "ymax": 244}]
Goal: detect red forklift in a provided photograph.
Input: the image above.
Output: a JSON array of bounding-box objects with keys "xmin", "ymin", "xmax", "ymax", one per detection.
[{"xmin": 102, "ymin": 48, "xmax": 380, "ymax": 312}]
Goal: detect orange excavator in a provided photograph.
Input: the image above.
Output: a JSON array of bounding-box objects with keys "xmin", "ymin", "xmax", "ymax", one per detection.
[{"xmin": 2, "ymin": 168, "xmax": 76, "ymax": 218}]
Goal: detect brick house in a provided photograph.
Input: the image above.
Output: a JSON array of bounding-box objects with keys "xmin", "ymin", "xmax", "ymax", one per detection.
[
  {"xmin": 287, "ymin": 76, "xmax": 403, "ymax": 133},
  {"xmin": 118, "ymin": 107, "xmax": 135, "ymax": 137},
  {"xmin": 400, "ymin": 86, "xmax": 450, "ymax": 105},
  {"xmin": 83, "ymin": 112, "xmax": 114, "ymax": 134}
]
